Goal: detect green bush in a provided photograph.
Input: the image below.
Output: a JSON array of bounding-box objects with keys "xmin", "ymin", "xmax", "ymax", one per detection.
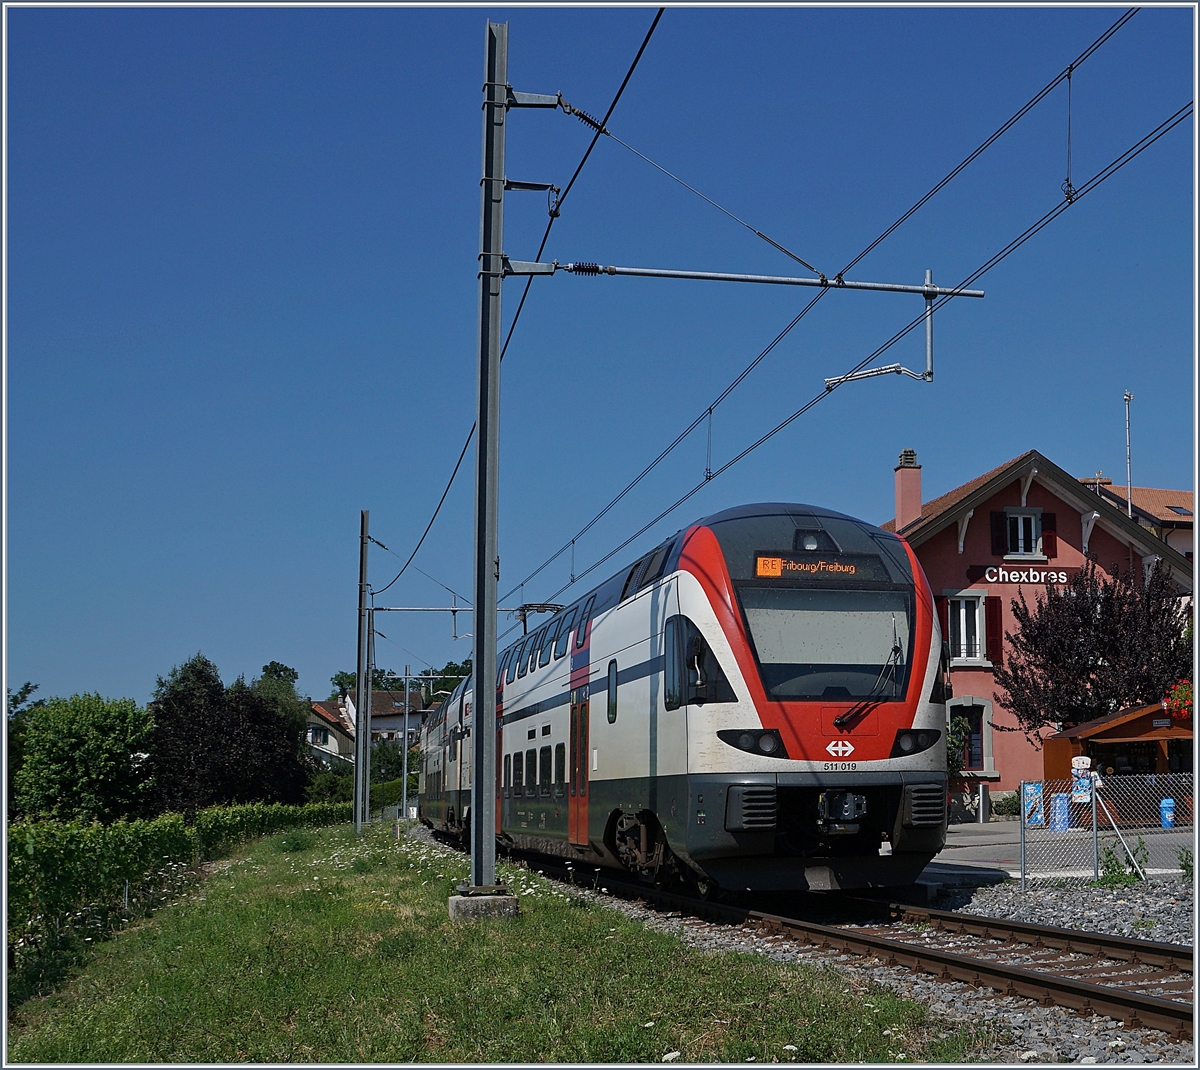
[
  {"xmin": 14, "ymin": 694, "xmax": 153, "ymax": 823},
  {"xmin": 8, "ymin": 801, "xmax": 352, "ymax": 968},
  {"xmin": 990, "ymin": 792, "xmax": 1020, "ymax": 817}
]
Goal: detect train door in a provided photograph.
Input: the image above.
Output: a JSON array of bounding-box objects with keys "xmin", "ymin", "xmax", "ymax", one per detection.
[{"xmin": 568, "ymin": 687, "xmax": 590, "ymax": 845}]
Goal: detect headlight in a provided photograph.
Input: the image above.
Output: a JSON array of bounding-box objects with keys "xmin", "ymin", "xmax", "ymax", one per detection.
[
  {"xmin": 889, "ymin": 728, "xmax": 941, "ymax": 758},
  {"xmin": 718, "ymin": 729, "xmax": 790, "ymax": 759}
]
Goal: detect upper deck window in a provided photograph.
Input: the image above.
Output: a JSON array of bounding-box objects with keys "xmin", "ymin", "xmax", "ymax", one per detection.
[{"xmin": 553, "ymin": 608, "xmax": 578, "ymax": 659}]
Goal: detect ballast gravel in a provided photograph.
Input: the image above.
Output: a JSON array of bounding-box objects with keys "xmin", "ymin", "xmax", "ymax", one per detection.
[{"xmin": 409, "ymin": 827, "xmax": 1194, "ymax": 1064}]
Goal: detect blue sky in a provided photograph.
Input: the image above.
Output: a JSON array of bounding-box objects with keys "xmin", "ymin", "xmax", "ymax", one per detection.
[{"xmin": 6, "ymin": 6, "xmax": 1194, "ymax": 705}]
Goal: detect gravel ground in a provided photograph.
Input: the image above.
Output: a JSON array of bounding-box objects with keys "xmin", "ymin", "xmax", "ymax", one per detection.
[
  {"xmin": 410, "ymin": 827, "xmax": 1194, "ymax": 1064},
  {"xmin": 938, "ymin": 877, "xmax": 1194, "ymax": 948}
]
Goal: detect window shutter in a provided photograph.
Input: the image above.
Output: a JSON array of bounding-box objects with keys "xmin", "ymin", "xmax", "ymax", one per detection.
[
  {"xmin": 934, "ymin": 596, "xmax": 949, "ymax": 643},
  {"xmin": 990, "ymin": 512, "xmax": 1007, "ymax": 556},
  {"xmin": 984, "ymin": 596, "xmax": 1004, "ymax": 665},
  {"xmin": 1041, "ymin": 513, "xmax": 1057, "ymax": 558}
]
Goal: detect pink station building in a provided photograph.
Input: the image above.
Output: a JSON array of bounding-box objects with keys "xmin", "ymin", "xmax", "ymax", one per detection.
[{"xmin": 882, "ymin": 449, "xmax": 1193, "ymax": 796}]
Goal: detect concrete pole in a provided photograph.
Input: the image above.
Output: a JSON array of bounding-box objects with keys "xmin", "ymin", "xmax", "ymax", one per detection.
[
  {"xmin": 1124, "ymin": 390, "xmax": 1134, "ymax": 518},
  {"xmin": 468, "ymin": 20, "xmax": 506, "ymax": 891},
  {"xmin": 403, "ymin": 664, "xmax": 410, "ymax": 827},
  {"xmin": 364, "ymin": 611, "xmax": 374, "ymax": 823},
  {"xmin": 354, "ymin": 511, "xmax": 369, "ymax": 833}
]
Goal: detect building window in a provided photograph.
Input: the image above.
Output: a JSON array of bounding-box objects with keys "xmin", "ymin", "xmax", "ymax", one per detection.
[
  {"xmin": 947, "ymin": 698, "xmax": 994, "ymax": 774},
  {"xmin": 309, "ymin": 726, "xmax": 330, "ymax": 746},
  {"xmin": 1007, "ymin": 511, "xmax": 1040, "ymax": 555},
  {"xmin": 957, "ymin": 705, "xmax": 985, "ymax": 770},
  {"xmin": 940, "ymin": 593, "xmax": 1003, "ymax": 666},
  {"xmin": 948, "ymin": 597, "xmax": 982, "ymax": 661}
]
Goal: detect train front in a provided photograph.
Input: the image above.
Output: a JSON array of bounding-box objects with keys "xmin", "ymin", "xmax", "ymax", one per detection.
[{"xmin": 672, "ymin": 504, "xmax": 948, "ymax": 892}]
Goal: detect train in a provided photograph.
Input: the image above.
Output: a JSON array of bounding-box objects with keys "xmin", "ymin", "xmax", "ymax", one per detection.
[{"xmin": 418, "ymin": 502, "xmax": 950, "ymax": 893}]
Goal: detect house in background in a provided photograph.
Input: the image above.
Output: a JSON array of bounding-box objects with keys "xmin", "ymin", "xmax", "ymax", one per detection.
[
  {"xmin": 883, "ymin": 448, "xmax": 1191, "ymax": 797},
  {"xmin": 362, "ymin": 689, "xmax": 425, "ymax": 745},
  {"xmin": 307, "ymin": 699, "xmax": 355, "ymax": 767},
  {"xmin": 1078, "ymin": 475, "xmax": 1193, "ymax": 561}
]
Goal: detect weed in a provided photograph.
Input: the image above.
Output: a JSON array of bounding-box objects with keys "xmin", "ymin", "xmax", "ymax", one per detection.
[
  {"xmin": 1132, "ymin": 918, "xmax": 1156, "ymax": 932},
  {"xmin": 1179, "ymin": 847, "xmax": 1194, "ymax": 882},
  {"xmin": 268, "ymin": 829, "xmax": 317, "ymax": 853}
]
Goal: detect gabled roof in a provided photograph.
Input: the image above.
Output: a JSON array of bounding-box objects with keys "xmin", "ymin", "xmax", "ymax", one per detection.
[
  {"xmin": 1048, "ymin": 701, "xmax": 1182, "ymax": 740},
  {"xmin": 351, "ymin": 690, "xmax": 425, "ymax": 717},
  {"xmin": 882, "ymin": 451, "xmax": 1033, "ymax": 537},
  {"xmin": 1086, "ymin": 484, "xmax": 1194, "ymax": 527},
  {"xmin": 310, "ymin": 701, "xmax": 354, "ymax": 738},
  {"xmin": 881, "ymin": 449, "xmax": 1192, "ymax": 589}
]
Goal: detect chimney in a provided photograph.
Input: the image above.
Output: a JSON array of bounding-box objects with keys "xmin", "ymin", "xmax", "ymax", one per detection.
[{"xmin": 895, "ymin": 448, "xmax": 922, "ymax": 531}]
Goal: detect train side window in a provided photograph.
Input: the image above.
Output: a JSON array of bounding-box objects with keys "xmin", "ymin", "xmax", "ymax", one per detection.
[
  {"xmin": 539, "ymin": 746, "xmax": 552, "ymax": 796},
  {"xmin": 664, "ymin": 616, "xmax": 683, "ymax": 711},
  {"xmin": 575, "ymin": 596, "xmax": 596, "ymax": 649},
  {"xmin": 525, "ymin": 748, "xmax": 537, "ymax": 796},
  {"xmin": 607, "ymin": 660, "xmax": 619, "ymax": 723},
  {"xmin": 554, "ymin": 743, "xmax": 565, "ymax": 795},
  {"xmin": 621, "ymin": 554, "xmax": 652, "ymax": 599},
  {"xmin": 508, "ymin": 638, "xmax": 526, "ymax": 683},
  {"xmin": 539, "ymin": 619, "xmax": 560, "ymax": 668},
  {"xmin": 512, "ymin": 752, "xmax": 523, "ymax": 796},
  {"xmin": 518, "ymin": 633, "xmax": 537, "ymax": 678},
  {"xmin": 553, "ymin": 608, "xmax": 577, "ymax": 659},
  {"xmin": 503, "ymin": 753, "xmax": 511, "ymax": 798},
  {"xmin": 639, "ymin": 542, "xmax": 671, "ymax": 590},
  {"xmin": 525, "ymin": 627, "xmax": 546, "ymax": 676},
  {"xmin": 496, "ymin": 649, "xmax": 511, "ymax": 688}
]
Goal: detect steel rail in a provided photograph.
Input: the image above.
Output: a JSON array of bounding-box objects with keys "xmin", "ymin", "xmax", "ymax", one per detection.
[
  {"xmin": 505, "ymin": 850, "xmax": 1192, "ymax": 1038},
  {"xmin": 749, "ymin": 909, "xmax": 1192, "ymax": 1039},
  {"xmin": 850, "ymin": 898, "xmax": 1193, "ymax": 972}
]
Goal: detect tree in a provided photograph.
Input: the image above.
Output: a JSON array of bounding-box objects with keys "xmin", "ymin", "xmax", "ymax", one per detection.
[
  {"xmin": 261, "ymin": 661, "xmax": 299, "ymax": 685},
  {"xmin": 147, "ymin": 653, "xmax": 312, "ymax": 817},
  {"xmin": 371, "ymin": 738, "xmax": 408, "ymax": 782},
  {"xmin": 7, "ymin": 682, "xmax": 46, "ymax": 817},
  {"xmin": 993, "ymin": 561, "xmax": 1191, "ymax": 739},
  {"xmin": 328, "ymin": 667, "xmax": 406, "ymax": 701},
  {"xmin": 14, "ymin": 693, "xmax": 153, "ymax": 823}
]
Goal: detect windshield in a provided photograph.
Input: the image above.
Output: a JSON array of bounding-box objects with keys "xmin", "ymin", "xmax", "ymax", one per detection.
[{"xmin": 737, "ymin": 586, "xmax": 913, "ymax": 700}]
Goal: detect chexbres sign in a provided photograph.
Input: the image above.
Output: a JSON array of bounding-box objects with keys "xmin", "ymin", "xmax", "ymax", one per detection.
[{"xmin": 981, "ymin": 564, "xmax": 1078, "ymax": 585}]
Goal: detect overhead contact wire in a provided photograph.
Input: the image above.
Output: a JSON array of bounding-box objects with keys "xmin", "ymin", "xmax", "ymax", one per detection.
[
  {"xmin": 532, "ymin": 99, "xmax": 1190, "ymax": 608},
  {"xmin": 502, "ymin": 11, "xmax": 1139, "ymax": 605}
]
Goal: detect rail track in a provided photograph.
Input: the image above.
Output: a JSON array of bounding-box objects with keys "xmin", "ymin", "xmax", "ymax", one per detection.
[{"xmin": 508, "ymin": 850, "xmax": 1194, "ymax": 1040}]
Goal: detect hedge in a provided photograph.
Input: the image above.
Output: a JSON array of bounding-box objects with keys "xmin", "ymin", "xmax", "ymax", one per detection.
[{"xmin": 8, "ymin": 802, "xmax": 352, "ymax": 954}]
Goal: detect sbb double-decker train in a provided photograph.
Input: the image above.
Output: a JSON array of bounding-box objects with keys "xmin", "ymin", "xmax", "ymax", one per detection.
[{"xmin": 419, "ymin": 503, "xmax": 950, "ymax": 893}]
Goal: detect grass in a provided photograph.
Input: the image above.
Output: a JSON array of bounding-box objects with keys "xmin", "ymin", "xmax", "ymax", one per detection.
[{"xmin": 8, "ymin": 824, "xmax": 1002, "ymax": 1063}]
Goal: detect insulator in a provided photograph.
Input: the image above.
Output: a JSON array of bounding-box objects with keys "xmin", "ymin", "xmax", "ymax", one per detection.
[
  {"xmin": 573, "ymin": 108, "xmax": 605, "ymax": 132},
  {"xmin": 571, "ymin": 262, "xmax": 600, "ymax": 276}
]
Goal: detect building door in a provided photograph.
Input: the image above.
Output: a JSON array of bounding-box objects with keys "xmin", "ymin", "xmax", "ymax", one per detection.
[{"xmin": 568, "ymin": 688, "xmax": 590, "ymax": 845}]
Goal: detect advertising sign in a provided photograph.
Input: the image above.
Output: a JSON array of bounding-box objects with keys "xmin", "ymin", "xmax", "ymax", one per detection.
[
  {"xmin": 1071, "ymin": 768, "xmax": 1092, "ymax": 803},
  {"xmin": 1022, "ymin": 781, "xmax": 1044, "ymax": 826}
]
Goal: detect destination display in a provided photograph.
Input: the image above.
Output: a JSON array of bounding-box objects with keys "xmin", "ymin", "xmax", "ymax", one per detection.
[{"xmin": 754, "ymin": 552, "xmax": 888, "ymax": 582}]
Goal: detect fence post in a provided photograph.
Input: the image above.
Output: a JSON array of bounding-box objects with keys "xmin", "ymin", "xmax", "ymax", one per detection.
[
  {"xmin": 1091, "ymin": 772, "xmax": 1099, "ymax": 881},
  {"xmin": 1019, "ymin": 780, "xmax": 1026, "ymax": 892}
]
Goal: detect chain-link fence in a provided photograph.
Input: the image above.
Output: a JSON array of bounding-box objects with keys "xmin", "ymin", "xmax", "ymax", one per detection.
[{"xmin": 1020, "ymin": 772, "xmax": 1194, "ymax": 887}]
